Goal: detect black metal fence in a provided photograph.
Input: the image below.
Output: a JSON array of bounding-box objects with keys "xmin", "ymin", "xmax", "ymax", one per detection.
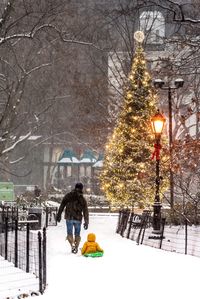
[
  {"xmin": 0, "ymin": 205, "xmax": 57, "ymax": 232},
  {"xmin": 116, "ymin": 209, "xmax": 200, "ymax": 258},
  {"xmin": 0, "ymin": 207, "xmax": 51, "ymax": 293}
]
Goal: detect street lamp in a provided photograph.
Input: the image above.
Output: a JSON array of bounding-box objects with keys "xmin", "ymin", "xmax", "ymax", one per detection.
[
  {"xmin": 153, "ymin": 78, "xmax": 184, "ymax": 208},
  {"xmin": 151, "ymin": 110, "xmax": 166, "ymax": 233}
]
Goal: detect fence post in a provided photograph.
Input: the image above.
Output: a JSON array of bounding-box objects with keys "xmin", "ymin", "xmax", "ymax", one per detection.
[
  {"xmin": 43, "ymin": 227, "xmax": 47, "ymax": 290},
  {"xmin": 185, "ymin": 219, "xmax": 188, "ymax": 255},
  {"xmin": 121, "ymin": 209, "xmax": 130, "ymax": 237},
  {"xmin": 116, "ymin": 210, "xmax": 122, "ymax": 234},
  {"xmin": 38, "ymin": 231, "xmax": 43, "ymax": 294},
  {"xmin": 6, "ymin": 206, "xmax": 9, "ymax": 218},
  {"xmin": 126, "ymin": 212, "xmax": 134, "ymax": 239},
  {"xmin": 14, "ymin": 219, "xmax": 18, "ymax": 267},
  {"xmin": 11, "ymin": 207, "xmax": 14, "ymax": 231},
  {"xmin": 140, "ymin": 215, "xmax": 149, "ymax": 245},
  {"xmin": 159, "ymin": 218, "xmax": 166, "ymax": 249},
  {"xmin": 45, "ymin": 208, "xmax": 48, "ymax": 228},
  {"xmin": 5, "ymin": 217, "xmax": 8, "ymax": 260},
  {"xmin": 26, "ymin": 223, "xmax": 30, "ymax": 273},
  {"xmin": 137, "ymin": 213, "xmax": 149, "ymax": 245}
]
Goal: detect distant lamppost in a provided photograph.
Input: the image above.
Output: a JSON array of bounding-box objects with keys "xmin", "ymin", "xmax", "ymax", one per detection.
[
  {"xmin": 151, "ymin": 110, "xmax": 166, "ymax": 233},
  {"xmin": 153, "ymin": 78, "xmax": 184, "ymax": 208}
]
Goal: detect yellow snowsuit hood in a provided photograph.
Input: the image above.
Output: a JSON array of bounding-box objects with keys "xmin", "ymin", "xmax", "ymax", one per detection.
[
  {"xmin": 81, "ymin": 233, "xmax": 103, "ymax": 255},
  {"xmin": 87, "ymin": 233, "xmax": 96, "ymax": 242}
]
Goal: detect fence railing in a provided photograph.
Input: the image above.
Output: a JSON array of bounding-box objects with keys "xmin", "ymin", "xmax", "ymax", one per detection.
[
  {"xmin": 0, "ymin": 205, "xmax": 57, "ymax": 232},
  {"xmin": 0, "ymin": 218, "xmax": 47, "ymax": 294},
  {"xmin": 116, "ymin": 209, "xmax": 200, "ymax": 258}
]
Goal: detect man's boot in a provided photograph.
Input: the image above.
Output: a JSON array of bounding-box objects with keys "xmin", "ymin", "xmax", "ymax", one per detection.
[
  {"xmin": 66, "ymin": 234, "xmax": 74, "ymax": 249},
  {"xmin": 72, "ymin": 235, "xmax": 81, "ymax": 254}
]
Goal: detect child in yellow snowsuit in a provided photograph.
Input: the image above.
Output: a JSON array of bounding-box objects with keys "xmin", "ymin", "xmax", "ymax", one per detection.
[{"xmin": 81, "ymin": 233, "xmax": 103, "ymax": 256}]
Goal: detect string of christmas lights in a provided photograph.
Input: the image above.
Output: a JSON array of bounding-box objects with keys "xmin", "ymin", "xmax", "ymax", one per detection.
[{"xmin": 101, "ymin": 44, "xmax": 169, "ymax": 209}]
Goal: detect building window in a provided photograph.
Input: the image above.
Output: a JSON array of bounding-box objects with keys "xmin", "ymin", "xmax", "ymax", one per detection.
[{"xmin": 140, "ymin": 11, "xmax": 165, "ymax": 44}]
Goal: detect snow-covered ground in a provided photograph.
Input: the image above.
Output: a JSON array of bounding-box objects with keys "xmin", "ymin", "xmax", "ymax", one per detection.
[
  {"xmin": 2, "ymin": 213, "xmax": 200, "ymax": 299},
  {"xmin": 41, "ymin": 213, "xmax": 200, "ymax": 299},
  {"xmin": 0, "ymin": 257, "xmax": 38, "ymax": 299}
]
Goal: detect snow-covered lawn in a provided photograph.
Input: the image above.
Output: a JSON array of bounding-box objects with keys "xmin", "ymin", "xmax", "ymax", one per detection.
[
  {"xmin": 40, "ymin": 213, "xmax": 200, "ymax": 299},
  {"xmin": 0, "ymin": 256, "xmax": 38, "ymax": 299}
]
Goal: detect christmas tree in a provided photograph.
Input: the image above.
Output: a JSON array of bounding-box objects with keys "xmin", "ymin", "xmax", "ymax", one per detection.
[{"xmin": 101, "ymin": 32, "xmax": 163, "ymax": 208}]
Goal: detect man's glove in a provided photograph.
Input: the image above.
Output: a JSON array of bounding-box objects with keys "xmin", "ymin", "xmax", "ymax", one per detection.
[
  {"xmin": 83, "ymin": 222, "xmax": 88, "ymax": 230},
  {"xmin": 56, "ymin": 215, "xmax": 61, "ymax": 223}
]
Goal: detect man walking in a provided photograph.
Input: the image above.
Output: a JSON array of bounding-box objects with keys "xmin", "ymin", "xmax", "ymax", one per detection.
[{"xmin": 56, "ymin": 182, "xmax": 89, "ymax": 254}]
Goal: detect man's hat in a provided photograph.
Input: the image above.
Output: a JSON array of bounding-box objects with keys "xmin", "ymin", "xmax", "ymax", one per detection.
[{"xmin": 75, "ymin": 182, "xmax": 83, "ymax": 190}]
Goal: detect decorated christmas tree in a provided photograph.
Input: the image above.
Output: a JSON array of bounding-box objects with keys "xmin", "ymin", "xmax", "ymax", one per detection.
[{"xmin": 101, "ymin": 32, "xmax": 165, "ymax": 208}]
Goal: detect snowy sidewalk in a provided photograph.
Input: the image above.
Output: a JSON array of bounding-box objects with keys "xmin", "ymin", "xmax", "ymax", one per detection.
[
  {"xmin": 0, "ymin": 256, "xmax": 39, "ymax": 299},
  {"xmin": 39, "ymin": 213, "xmax": 200, "ymax": 299}
]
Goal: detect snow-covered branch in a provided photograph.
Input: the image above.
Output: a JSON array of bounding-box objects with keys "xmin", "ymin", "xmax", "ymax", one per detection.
[
  {"xmin": 9, "ymin": 156, "xmax": 25, "ymax": 164},
  {"xmin": 2, "ymin": 131, "xmax": 31, "ymax": 154},
  {"xmin": 0, "ymin": 23, "xmax": 101, "ymax": 50},
  {"xmin": 26, "ymin": 63, "xmax": 51, "ymax": 75}
]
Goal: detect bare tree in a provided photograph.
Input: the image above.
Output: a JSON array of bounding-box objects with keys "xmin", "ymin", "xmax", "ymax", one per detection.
[{"xmin": 0, "ymin": 0, "xmax": 107, "ymax": 185}]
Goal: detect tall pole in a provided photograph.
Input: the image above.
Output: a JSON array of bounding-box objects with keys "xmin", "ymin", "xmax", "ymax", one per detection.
[
  {"xmin": 152, "ymin": 138, "xmax": 162, "ymax": 233},
  {"xmin": 151, "ymin": 110, "xmax": 165, "ymax": 233},
  {"xmin": 154, "ymin": 78, "xmax": 184, "ymax": 210},
  {"xmin": 168, "ymin": 88, "xmax": 174, "ymax": 208}
]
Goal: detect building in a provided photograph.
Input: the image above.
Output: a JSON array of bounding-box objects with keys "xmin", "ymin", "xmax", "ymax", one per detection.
[{"xmin": 48, "ymin": 148, "xmax": 101, "ymax": 193}]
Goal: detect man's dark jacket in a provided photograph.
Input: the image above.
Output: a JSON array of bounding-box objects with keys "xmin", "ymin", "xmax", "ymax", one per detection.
[{"xmin": 56, "ymin": 189, "xmax": 89, "ymax": 224}]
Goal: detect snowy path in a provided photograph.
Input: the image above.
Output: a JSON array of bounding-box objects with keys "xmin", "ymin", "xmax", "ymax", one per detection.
[{"xmin": 40, "ymin": 214, "xmax": 200, "ymax": 299}]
